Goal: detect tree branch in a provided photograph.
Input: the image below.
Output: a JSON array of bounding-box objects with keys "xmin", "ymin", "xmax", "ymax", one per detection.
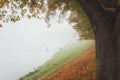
[
  {"xmin": 100, "ymin": 0, "xmax": 118, "ymax": 8},
  {"xmin": 76, "ymin": 0, "xmax": 111, "ymax": 31},
  {"xmin": 98, "ymin": 0, "xmax": 118, "ymax": 12},
  {"xmin": 77, "ymin": 0, "xmax": 105, "ymax": 15}
]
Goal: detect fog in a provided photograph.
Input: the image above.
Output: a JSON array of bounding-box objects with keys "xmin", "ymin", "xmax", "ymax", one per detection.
[{"xmin": 0, "ymin": 18, "xmax": 78, "ymax": 80}]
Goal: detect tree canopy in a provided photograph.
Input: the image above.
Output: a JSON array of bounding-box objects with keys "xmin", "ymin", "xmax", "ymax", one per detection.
[{"xmin": 0, "ymin": 0, "xmax": 94, "ymax": 39}]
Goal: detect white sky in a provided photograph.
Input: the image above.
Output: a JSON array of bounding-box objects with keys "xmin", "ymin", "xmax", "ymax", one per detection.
[{"xmin": 0, "ymin": 18, "xmax": 79, "ymax": 51}]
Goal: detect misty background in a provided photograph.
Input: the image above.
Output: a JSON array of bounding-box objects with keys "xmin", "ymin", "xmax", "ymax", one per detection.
[{"xmin": 0, "ymin": 18, "xmax": 79, "ymax": 80}]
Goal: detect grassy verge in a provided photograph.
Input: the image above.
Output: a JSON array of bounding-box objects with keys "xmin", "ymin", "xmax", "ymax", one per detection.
[{"xmin": 20, "ymin": 40, "xmax": 95, "ymax": 80}]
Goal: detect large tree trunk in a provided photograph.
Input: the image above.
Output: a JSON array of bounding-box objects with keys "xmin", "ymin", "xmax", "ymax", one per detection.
[
  {"xmin": 95, "ymin": 12, "xmax": 120, "ymax": 80},
  {"xmin": 115, "ymin": 13, "xmax": 120, "ymax": 80},
  {"xmin": 95, "ymin": 14, "xmax": 117, "ymax": 80},
  {"xmin": 77, "ymin": 0, "xmax": 120, "ymax": 80}
]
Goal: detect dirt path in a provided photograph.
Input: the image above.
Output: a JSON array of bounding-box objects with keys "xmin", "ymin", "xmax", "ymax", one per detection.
[{"xmin": 48, "ymin": 46, "xmax": 96, "ymax": 80}]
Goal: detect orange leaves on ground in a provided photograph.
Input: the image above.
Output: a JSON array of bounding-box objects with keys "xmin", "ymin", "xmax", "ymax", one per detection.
[{"xmin": 49, "ymin": 46, "xmax": 96, "ymax": 80}]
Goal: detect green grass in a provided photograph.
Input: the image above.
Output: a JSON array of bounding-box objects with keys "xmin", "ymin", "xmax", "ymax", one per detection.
[{"xmin": 20, "ymin": 40, "xmax": 95, "ymax": 80}]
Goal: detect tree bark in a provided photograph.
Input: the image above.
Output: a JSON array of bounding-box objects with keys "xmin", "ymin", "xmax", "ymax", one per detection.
[
  {"xmin": 95, "ymin": 14, "xmax": 117, "ymax": 80},
  {"xmin": 77, "ymin": 0, "xmax": 120, "ymax": 80},
  {"xmin": 115, "ymin": 13, "xmax": 120, "ymax": 80}
]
